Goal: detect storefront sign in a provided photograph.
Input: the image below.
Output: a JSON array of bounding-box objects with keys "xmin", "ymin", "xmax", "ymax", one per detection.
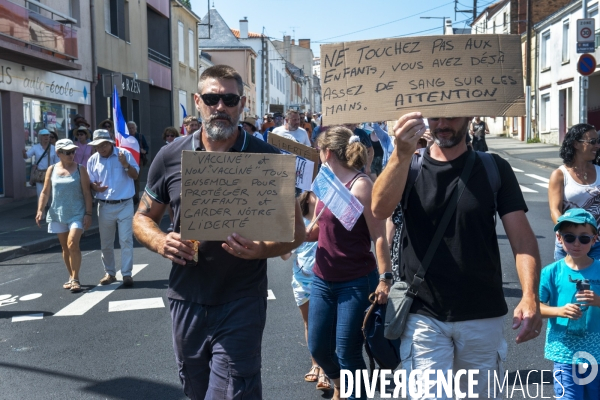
[{"xmin": 0, "ymin": 59, "xmax": 91, "ymax": 105}]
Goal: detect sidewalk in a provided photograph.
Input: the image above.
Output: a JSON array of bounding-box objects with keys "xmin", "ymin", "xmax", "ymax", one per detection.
[
  {"xmin": 0, "ymin": 197, "xmax": 100, "ymax": 262},
  {"xmin": 486, "ymin": 135, "xmax": 562, "ymax": 169}
]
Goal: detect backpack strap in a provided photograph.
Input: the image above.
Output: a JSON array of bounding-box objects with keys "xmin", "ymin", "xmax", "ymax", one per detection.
[
  {"xmin": 401, "ymin": 148, "xmax": 425, "ymax": 211},
  {"xmin": 476, "ymin": 151, "xmax": 501, "ymax": 223}
]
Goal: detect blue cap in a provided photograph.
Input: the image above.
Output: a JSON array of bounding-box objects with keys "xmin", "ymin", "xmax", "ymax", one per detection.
[
  {"xmin": 554, "ymin": 208, "xmax": 598, "ymax": 232},
  {"xmin": 38, "ymin": 129, "xmax": 50, "ymax": 135}
]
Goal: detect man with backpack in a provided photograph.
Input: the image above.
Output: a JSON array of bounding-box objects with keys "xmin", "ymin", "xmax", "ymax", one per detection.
[{"xmin": 372, "ymin": 113, "xmax": 542, "ymax": 398}]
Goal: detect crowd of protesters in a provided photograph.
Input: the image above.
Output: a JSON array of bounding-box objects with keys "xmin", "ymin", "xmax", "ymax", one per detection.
[{"xmin": 20, "ymin": 64, "xmax": 600, "ymax": 400}]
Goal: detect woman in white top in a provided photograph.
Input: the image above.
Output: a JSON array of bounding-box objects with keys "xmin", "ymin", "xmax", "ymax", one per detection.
[
  {"xmin": 549, "ymin": 123, "xmax": 600, "ymax": 260},
  {"xmin": 22, "ymin": 129, "xmax": 59, "ymax": 198}
]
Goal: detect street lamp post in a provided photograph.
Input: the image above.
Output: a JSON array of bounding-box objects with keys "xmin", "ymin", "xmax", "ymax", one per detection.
[{"xmin": 420, "ymin": 16, "xmax": 448, "ymax": 35}]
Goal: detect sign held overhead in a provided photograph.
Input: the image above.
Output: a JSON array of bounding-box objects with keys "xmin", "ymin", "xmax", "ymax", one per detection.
[{"xmin": 320, "ymin": 34, "xmax": 525, "ymax": 124}]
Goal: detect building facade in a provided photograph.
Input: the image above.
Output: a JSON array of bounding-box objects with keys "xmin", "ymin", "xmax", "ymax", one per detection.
[
  {"xmin": 534, "ymin": 0, "xmax": 600, "ymax": 145},
  {"xmin": 232, "ymin": 21, "xmax": 288, "ymax": 117},
  {"xmin": 0, "ymin": 0, "xmax": 93, "ymax": 200},
  {"xmin": 198, "ymin": 8, "xmax": 257, "ymax": 119},
  {"xmin": 94, "ymin": 0, "xmax": 173, "ymax": 170},
  {"xmin": 171, "ymin": 0, "xmax": 200, "ymax": 130}
]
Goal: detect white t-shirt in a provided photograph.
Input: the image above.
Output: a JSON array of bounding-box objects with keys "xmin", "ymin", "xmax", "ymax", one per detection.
[{"xmin": 272, "ymin": 126, "xmax": 311, "ymax": 146}]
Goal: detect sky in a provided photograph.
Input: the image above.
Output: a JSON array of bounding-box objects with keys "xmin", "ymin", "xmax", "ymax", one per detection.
[{"xmin": 188, "ymin": 0, "xmax": 498, "ymax": 57}]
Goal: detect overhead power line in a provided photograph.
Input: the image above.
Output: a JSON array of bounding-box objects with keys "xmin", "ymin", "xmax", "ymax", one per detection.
[{"xmin": 313, "ymin": 1, "xmax": 454, "ymax": 42}]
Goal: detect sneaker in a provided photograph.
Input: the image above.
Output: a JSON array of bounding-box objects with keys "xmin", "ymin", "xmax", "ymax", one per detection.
[
  {"xmin": 99, "ymin": 274, "xmax": 116, "ymax": 285},
  {"xmin": 123, "ymin": 276, "xmax": 134, "ymax": 287}
]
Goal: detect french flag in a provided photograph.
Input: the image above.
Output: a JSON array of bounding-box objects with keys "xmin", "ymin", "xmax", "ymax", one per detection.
[
  {"xmin": 112, "ymin": 85, "xmax": 140, "ymax": 164},
  {"xmin": 180, "ymin": 104, "xmax": 187, "ymax": 136}
]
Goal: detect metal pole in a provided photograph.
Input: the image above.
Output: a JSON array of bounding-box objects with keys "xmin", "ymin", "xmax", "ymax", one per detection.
[
  {"xmin": 581, "ymin": 0, "xmax": 589, "ymax": 123},
  {"xmin": 473, "ymin": 0, "xmax": 477, "ymax": 24},
  {"xmin": 526, "ymin": 86, "xmax": 531, "ymax": 141}
]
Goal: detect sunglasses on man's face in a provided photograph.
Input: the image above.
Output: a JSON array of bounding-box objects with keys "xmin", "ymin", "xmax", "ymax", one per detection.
[
  {"xmin": 560, "ymin": 233, "xmax": 596, "ymax": 245},
  {"xmin": 60, "ymin": 150, "xmax": 75, "ymax": 156},
  {"xmin": 200, "ymin": 93, "xmax": 241, "ymax": 107}
]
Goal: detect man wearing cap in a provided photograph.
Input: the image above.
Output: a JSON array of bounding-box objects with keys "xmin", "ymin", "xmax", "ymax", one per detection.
[
  {"xmin": 262, "ymin": 112, "xmax": 284, "ymax": 142},
  {"xmin": 87, "ymin": 129, "xmax": 139, "ymax": 287},
  {"xmin": 372, "ymin": 113, "xmax": 542, "ymax": 398},
  {"xmin": 260, "ymin": 114, "xmax": 274, "ymax": 133},
  {"xmin": 22, "ymin": 129, "xmax": 59, "ymax": 202}
]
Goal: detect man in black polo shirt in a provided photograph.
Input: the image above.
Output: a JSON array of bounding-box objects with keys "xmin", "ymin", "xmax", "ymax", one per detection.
[{"xmin": 133, "ymin": 65, "xmax": 305, "ymax": 400}]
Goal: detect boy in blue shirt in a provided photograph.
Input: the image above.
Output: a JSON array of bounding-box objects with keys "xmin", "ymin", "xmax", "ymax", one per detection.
[{"xmin": 540, "ymin": 208, "xmax": 600, "ymax": 399}]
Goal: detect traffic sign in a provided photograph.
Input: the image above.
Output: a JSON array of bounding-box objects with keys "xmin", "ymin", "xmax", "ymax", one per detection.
[
  {"xmin": 578, "ymin": 42, "xmax": 596, "ymax": 53},
  {"xmin": 578, "ymin": 53, "xmax": 597, "ymax": 76},
  {"xmin": 578, "ymin": 19, "xmax": 596, "ymax": 42}
]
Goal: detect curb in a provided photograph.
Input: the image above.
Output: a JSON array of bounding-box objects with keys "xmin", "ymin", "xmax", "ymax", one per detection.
[
  {"xmin": 0, "ymin": 225, "xmax": 99, "ymax": 263},
  {"xmin": 489, "ymin": 147, "xmax": 561, "ymax": 170}
]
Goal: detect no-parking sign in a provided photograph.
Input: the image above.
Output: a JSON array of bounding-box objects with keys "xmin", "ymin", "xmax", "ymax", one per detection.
[{"xmin": 578, "ymin": 53, "xmax": 597, "ymax": 76}]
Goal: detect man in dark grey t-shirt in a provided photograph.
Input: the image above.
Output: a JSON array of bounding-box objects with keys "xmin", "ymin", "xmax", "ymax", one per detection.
[{"xmin": 133, "ymin": 65, "xmax": 305, "ymax": 400}]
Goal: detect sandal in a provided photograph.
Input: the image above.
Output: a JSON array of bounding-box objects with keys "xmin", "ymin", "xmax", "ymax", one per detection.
[
  {"xmin": 316, "ymin": 372, "xmax": 332, "ymax": 391},
  {"xmin": 70, "ymin": 280, "xmax": 82, "ymax": 293},
  {"xmin": 63, "ymin": 280, "xmax": 72, "ymax": 289},
  {"xmin": 304, "ymin": 365, "xmax": 320, "ymax": 382}
]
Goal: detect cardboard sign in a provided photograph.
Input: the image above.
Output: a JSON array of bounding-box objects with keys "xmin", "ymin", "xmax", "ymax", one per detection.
[
  {"xmin": 180, "ymin": 151, "xmax": 296, "ymax": 242},
  {"xmin": 321, "ymin": 34, "xmax": 525, "ymax": 124},
  {"xmin": 268, "ymin": 133, "xmax": 320, "ymax": 180}
]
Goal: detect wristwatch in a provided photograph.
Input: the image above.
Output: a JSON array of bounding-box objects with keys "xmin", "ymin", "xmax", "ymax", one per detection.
[
  {"xmin": 379, "ymin": 272, "xmax": 393, "ymax": 282},
  {"xmin": 124, "ymin": 164, "xmax": 130, "ymax": 172}
]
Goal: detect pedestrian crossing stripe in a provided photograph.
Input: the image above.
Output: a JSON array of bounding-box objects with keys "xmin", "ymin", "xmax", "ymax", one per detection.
[
  {"xmin": 520, "ymin": 185, "xmax": 537, "ymax": 193},
  {"xmin": 54, "ymin": 264, "xmax": 149, "ymax": 316},
  {"xmin": 109, "ymin": 297, "xmax": 165, "ymax": 312}
]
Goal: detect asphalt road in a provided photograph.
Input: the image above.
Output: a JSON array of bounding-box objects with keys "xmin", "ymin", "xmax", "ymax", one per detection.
[{"xmin": 0, "ymin": 154, "xmax": 561, "ymax": 400}]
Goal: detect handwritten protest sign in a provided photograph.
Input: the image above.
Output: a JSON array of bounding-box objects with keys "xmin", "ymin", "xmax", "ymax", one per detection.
[
  {"xmin": 321, "ymin": 34, "xmax": 525, "ymax": 124},
  {"xmin": 180, "ymin": 151, "xmax": 296, "ymax": 242},
  {"xmin": 268, "ymin": 134, "xmax": 320, "ymax": 180}
]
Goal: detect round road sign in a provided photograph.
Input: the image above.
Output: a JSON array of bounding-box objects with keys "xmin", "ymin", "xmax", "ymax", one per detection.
[{"xmin": 578, "ymin": 53, "xmax": 597, "ymax": 76}]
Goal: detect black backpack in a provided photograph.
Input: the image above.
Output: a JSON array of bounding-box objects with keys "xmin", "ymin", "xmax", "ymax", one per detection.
[{"xmin": 363, "ymin": 294, "xmax": 401, "ymax": 376}]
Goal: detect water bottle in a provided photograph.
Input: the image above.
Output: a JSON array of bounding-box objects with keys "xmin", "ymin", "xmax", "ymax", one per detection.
[{"xmin": 566, "ymin": 277, "xmax": 591, "ymax": 337}]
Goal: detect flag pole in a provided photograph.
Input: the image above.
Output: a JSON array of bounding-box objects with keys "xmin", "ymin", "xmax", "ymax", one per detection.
[{"xmin": 306, "ymin": 205, "xmax": 326, "ymax": 233}]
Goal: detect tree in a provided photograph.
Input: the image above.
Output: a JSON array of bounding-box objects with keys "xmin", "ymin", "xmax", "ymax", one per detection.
[{"xmin": 180, "ymin": 0, "xmax": 191, "ymax": 10}]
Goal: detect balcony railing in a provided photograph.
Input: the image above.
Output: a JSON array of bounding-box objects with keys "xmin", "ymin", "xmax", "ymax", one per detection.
[
  {"xmin": 0, "ymin": 0, "xmax": 77, "ymax": 59},
  {"xmin": 148, "ymin": 48, "xmax": 171, "ymax": 67}
]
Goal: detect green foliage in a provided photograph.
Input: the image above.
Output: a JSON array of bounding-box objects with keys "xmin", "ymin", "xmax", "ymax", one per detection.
[
  {"xmin": 180, "ymin": 0, "xmax": 191, "ymax": 10},
  {"xmin": 527, "ymin": 137, "xmax": 541, "ymax": 144}
]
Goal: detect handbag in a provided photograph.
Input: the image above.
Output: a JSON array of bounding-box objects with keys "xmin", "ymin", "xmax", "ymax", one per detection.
[
  {"xmin": 363, "ymin": 293, "xmax": 400, "ymax": 373},
  {"xmin": 29, "ymin": 145, "xmax": 51, "ymax": 185},
  {"xmin": 384, "ymin": 150, "xmax": 476, "ymax": 340}
]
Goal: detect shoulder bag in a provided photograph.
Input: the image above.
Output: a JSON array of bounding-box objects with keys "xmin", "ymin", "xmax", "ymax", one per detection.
[
  {"xmin": 29, "ymin": 145, "xmax": 51, "ymax": 185},
  {"xmin": 384, "ymin": 150, "xmax": 476, "ymax": 340}
]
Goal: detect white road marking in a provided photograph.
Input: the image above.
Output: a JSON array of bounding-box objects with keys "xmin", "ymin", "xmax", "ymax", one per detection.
[
  {"xmin": 12, "ymin": 313, "xmax": 43, "ymax": 322},
  {"xmin": 520, "ymin": 185, "xmax": 538, "ymax": 193},
  {"xmin": 535, "ymin": 182, "xmax": 549, "ymax": 189},
  {"xmin": 0, "ymin": 294, "xmax": 13, "ymax": 301},
  {"xmin": 512, "ymin": 167, "xmax": 524, "ymax": 172},
  {"xmin": 108, "ymin": 297, "xmax": 164, "ymax": 312},
  {"xmin": 54, "ymin": 264, "xmax": 148, "ymax": 317},
  {"xmin": 267, "ymin": 289, "xmax": 276, "ymax": 300},
  {"xmin": 0, "ymin": 278, "xmax": 22, "ymax": 286},
  {"xmin": 19, "ymin": 293, "xmax": 42, "ymax": 301},
  {"xmin": 82, "ymin": 250, "xmax": 97, "ymax": 257},
  {"xmin": 525, "ymin": 174, "xmax": 550, "ymax": 183}
]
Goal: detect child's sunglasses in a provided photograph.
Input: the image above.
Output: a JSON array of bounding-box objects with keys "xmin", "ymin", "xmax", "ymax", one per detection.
[{"xmin": 560, "ymin": 233, "xmax": 595, "ymax": 245}]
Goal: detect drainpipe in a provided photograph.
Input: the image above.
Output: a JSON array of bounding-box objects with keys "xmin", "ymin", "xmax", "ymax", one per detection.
[{"xmin": 90, "ymin": 0, "xmax": 98, "ymax": 126}]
